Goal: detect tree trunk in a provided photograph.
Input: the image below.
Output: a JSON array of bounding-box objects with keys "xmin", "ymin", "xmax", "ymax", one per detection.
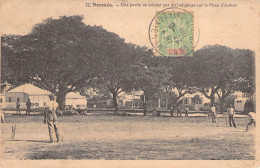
[
  {"xmin": 220, "ymin": 99, "xmax": 224, "ymax": 114},
  {"xmin": 170, "ymin": 98, "xmax": 179, "ymax": 117},
  {"xmin": 56, "ymin": 91, "xmax": 66, "ymax": 116},
  {"xmin": 143, "ymin": 101, "xmax": 147, "ymax": 116},
  {"xmin": 112, "ymin": 92, "xmax": 119, "ymax": 112},
  {"xmin": 210, "ymin": 96, "xmax": 215, "ymax": 106},
  {"xmin": 142, "ymin": 94, "xmax": 147, "ymax": 116},
  {"xmin": 170, "ymin": 108, "xmax": 174, "ymax": 117}
]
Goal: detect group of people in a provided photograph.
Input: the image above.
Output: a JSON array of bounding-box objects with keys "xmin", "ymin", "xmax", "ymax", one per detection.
[
  {"xmin": 40, "ymin": 99, "xmax": 257, "ymax": 142},
  {"xmin": 209, "ymin": 104, "xmax": 256, "ymax": 131},
  {"xmin": 9, "ymin": 95, "xmax": 63, "ymax": 143},
  {"xmin": 16, "ymin": 98, "xmax": 32, "ymax": 115},
  {"xmin": 209, "ymin": 104, "xmax": 236, "ymax": 126},
  {"xmin": 154, "ymin": 105, "xmax": 189, "ymax": 117},
  {"xmin": 176, "ymin": 105, "xmax": 190, "ymax": 117},
  {"xmin": 8, "ymin": 95, "xmax": 257, "ymax": 143}
]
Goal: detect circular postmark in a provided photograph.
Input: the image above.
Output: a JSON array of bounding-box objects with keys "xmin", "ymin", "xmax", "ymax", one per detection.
[{"xmin": 148, "ymin": 7, "xmax": 200, "ymax": 57}]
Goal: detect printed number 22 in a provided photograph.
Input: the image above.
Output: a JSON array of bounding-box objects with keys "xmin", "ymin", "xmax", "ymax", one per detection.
[{"xmin": 85, "ymin": 3, "xmax": 91, "ymax": 7}]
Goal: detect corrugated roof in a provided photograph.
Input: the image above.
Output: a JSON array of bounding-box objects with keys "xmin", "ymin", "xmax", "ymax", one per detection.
[{"xmin": 8, "ymin": 84, "xmax": 52, "ymax": 95}]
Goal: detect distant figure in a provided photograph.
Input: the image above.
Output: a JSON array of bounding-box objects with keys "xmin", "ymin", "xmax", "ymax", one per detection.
[
  {"xmin": 44, "ymin": 95, "xmax": 62, "ymax": 143},
  {"xmin": 227, "ymin": 104, "xmax": 236, "ymax": 127},
  {"xmin": 26, "ymin": 98, "xmax": 32, "ymax": 115},
  {"xmin": 1, "ymin": 98, "xmax": 5, "ymax": 123},
  {"xmin": 1, "ymin": 110, "xmax": 4, "ymax": 123},
  {"xmin": 177, "ymin": 106, "xmax": 182, "ymax": 117},
  {"xmin": 155, "ymin": 108, "xmax": 160, "ymax": 117},
  {"xmin": 210, "ymin": 105, "xmax": 217, "ymax": 123},
  {"xmin": 16, "ymin": 99, "xmax": 20, "ymax": 114},
  {"xmin": 185, "ymin": 105, "xmax": 189, "ymax": 117},
  {"xmin": 246, "ymin": 112, "xmax": 256, "ymax": 132},
  {"xmin": 152, "ymin": 108, "xmax": 157, "ymax": 116}
]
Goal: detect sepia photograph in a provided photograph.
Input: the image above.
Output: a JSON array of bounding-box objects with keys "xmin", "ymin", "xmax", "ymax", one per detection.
[{"xmin": 0, "ymin": 0, "xmax": 259, "ymax": 167}]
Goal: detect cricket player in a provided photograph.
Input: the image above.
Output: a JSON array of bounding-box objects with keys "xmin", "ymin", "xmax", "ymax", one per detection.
[
  {"xmin": 1, "ymin": 96, "xmax": 5, "ymax": 123},
  {"xmin": 1, "ymin": 106, "xmax": 4, "ymax": 123},
  {"xmin": 185, "ymin": 105, "xmax": 189, "ymax": 117},
  {"xmin": 26, "ymin": 98, "xmax": 32, "ymax": 115},
  {"xmin": 44, "ymin": 95, "xmax": 61, "ymax": 143},
  {"xmin": 246, "ymin": 112, "xmax": 256, "ymax": 132},
  {"xmin": 16, "ymin": 99, "xmax": 21, "ymax": 114},
  {"xmin": 210, "ymin": 105, "xmax": 217, "ymax": 123},
  {"xmin": 177, "ymin": 106, "xmax": 182, "ymax": 117},
  {"xmin": 227, "ymin": 104, "xmax": 236, "ymax": 127}
]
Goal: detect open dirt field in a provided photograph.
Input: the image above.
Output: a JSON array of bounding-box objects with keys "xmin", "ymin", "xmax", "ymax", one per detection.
[{"xmin": 1, "ymin": 113, "xmax": 255, "ymax": 160}]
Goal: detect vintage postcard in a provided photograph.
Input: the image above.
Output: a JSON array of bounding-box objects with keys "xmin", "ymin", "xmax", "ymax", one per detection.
[{"xmin": 0, "ymin": 0, "xmax": 259, "ymax": 167}]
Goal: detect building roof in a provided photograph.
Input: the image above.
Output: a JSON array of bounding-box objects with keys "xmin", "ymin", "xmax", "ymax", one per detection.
[
  {"xmin": 66, "ymin": 92, "xmax": 86, "ymax": 99},
  {"xmin": 8, "ymin": 84, "xmax": 52, "ymax": 95},
  {"xmin": 182, "ymin": 92, "xmax": 205, "ymax": 98},
  {"xmin": 235, "ymin": 97, "xmax": 249, "ymax": 100}
]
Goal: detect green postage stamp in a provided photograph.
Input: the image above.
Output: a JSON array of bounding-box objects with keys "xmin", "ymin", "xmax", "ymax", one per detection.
[{"xmin": 154, "ymin": 12, "xmax": 194, "ymax": 56}]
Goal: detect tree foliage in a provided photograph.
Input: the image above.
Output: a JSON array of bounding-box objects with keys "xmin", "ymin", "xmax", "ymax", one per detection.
[
  {"xmin": 193, "ymin": 45, "xmax": 255, "ymax": 112},
  {"xmin": 130, "ymin": 61, "xmax": 167, "ymax": 115},
  {"xmin": 1, "ymin": 16, "xmax": 255, "ymax": 114},
  {"xmin": 1, "ymin": 16, "xmax": 134, "ymax": 109},
  {"xmin": 98, "ymin": 44, "xmax": 152, "ymax": 112}
]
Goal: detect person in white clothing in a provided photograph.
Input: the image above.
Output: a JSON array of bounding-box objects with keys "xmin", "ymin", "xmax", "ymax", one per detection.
[
  {"xmin": 44, "ymin": 94, "xmax": 61, "ymax": 143},
  {"xmin": 227, "ymin": 104, "xmax": 236, "ymax": 127}
]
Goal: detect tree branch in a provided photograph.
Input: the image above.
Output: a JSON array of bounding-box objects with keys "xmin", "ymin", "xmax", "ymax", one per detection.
[
  {"xmin": 216, "ymin": 91, "xmax": 221, "ymax": 100},
  {"xmin": 29, "ymin": 77, "xmax": 56, "ymax": 93},
  {"xmin": 200, "ymin": 88, "xmax": 211, "ymax": 99}
]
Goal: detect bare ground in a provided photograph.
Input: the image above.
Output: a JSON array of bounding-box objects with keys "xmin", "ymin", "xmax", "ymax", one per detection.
[{"xmin": 1, "ymin": 113, "xmax": 255, "ymax": 160}]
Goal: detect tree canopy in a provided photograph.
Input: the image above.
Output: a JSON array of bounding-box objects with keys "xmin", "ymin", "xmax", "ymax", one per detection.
[
  {"xmin": 1, "ymin": 16, "xmax": 141, "ymax": 109},
  {"xmin": 1, "ymin": 16, "xmax": 255, "ymax": 114},
  {"xmin": 192, "ymin": 45, "xmax": 255, "ymax": 111}
]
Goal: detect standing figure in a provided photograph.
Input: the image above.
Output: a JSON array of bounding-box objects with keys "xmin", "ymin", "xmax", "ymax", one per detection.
[
  {"xmin": 44, "ymin": 95, "xmax": 61, "ymax": 143},
  {"xmin": 227, "ymin": 104, "xmax": 236, "ymax": 127},
  {"xmin": 152, "ymin": 108, "xmax": 157, "ymax": 117},
  {"xmin": 1, "ymin": 97, "xmax": 5, "ymax": 123},
  {"xmin": 177, "ymin": 106, "xmax": 182, "ymax": 117},
  {"xmin": 26, "ymin": 98, "xmax": 31, "ymax": 115},
  {"xmin": 185, "ymin": 105, "xmax": 189, "ymax": 117},
  {"xmin": 246, "ymin": 112, "xmax": 256, "ymax": 132},
  {"xmin": 1, "ymin": 108, "xmax": 4, "ymax": 123},
  {"xmin": 16, "ymin": 99, "xmax": 20, "ymax": 114},
  {"xmin": 155, "ymin": 109, "xmax": 160, "ymax": 117},
  {"xmin": 210, "ymin": 104, "xmax": 217, "ymax": 123}
]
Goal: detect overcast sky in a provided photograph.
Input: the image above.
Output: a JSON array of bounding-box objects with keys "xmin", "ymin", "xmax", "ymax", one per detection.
[{"xmin": 0, "ymin": 0, "xmax": 259, "ymax": 53}]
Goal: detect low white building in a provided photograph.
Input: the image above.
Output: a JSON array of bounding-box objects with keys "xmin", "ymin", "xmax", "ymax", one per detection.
[
  {"xmin": 234, "ymin": 97, "xmax": 249, "ymax": 112},
  {"xmin": 65, "ymin": 92, "xmax": 87, "ymax": 109},
  {"xmin": 179, "ymin": 92, "xmax": 210, "ymax": 111},
  {"xmin": 118, "ymin": 91, "xmax": 143, "ymax": 109},
  {"xmin": 5, "ymin": 84, "xmax": 51, "ymax": 109}
]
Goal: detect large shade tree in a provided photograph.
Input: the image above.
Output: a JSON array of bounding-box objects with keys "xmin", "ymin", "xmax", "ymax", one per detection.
[
  {"xmin": 98, "ymin": 43, "xmax": 152, "ymax": 112},
  {"xmin": 130, "ymin": 62, "xmax": 167, "ymax": 115},
  {"xmin": 1, "ymin": 16, "xmax": 133, "ymax": 110},
  {"xmin": 149, "ymin": 57, "xmax": 195, "ymax": 116},
  {"xmin": 193, "ymin": 45, "xmax": 255, "ymax": 113}
]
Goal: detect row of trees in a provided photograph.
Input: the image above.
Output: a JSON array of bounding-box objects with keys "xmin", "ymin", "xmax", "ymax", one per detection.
[{"xmin": 1, "ymin": 15, "xmax": 255, "ymax": 115}]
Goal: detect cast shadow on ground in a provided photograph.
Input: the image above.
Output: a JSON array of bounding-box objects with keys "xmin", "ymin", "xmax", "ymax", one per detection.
[{"xmin": 8, "ymin": 139, "xmax": 50, "ymax": 143}]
